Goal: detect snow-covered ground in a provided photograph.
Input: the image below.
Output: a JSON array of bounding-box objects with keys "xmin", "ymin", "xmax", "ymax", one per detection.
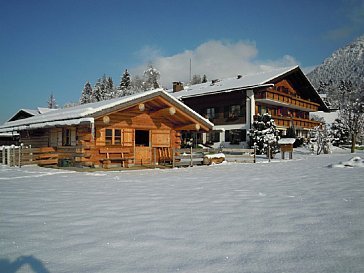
[{"xmin": 0, "ymin": 149, "xmax": 363, "ymax": 273}]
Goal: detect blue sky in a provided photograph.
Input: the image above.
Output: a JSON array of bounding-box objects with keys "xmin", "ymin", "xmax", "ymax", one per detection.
[{"xmin": 0, "ymin": 0, "xmax": 363, "ymax": 124}]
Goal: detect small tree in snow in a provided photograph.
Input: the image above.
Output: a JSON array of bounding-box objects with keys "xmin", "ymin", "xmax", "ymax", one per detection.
[
  {"xmin": 249, "ymin": 113, "xmax": 280, "ymax": 158},
  {"xmin": 80, "ymin": 81, "xmax": 93, "ymax": 104},
  {"xmin": 202, "ymin": 74, "xmax": 207, "ymax": 83},
  {"xmin": 48, "ymin": 93, "xmax": 58, "ymax": 109},
  {"xmin": 309, "ymin": 124, "xmax": 331, "ymax": 155}
]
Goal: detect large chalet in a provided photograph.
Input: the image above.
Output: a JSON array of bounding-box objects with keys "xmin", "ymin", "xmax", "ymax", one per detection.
[{"xmin": 171, "ymin": 66, "xmax": 328, "ymax": 148}]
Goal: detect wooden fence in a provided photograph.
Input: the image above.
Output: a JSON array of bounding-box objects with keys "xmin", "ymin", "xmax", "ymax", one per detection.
[
  {"xmin": 0, "ymin": 145, "xmax": 58, "ymax": 167},
  {"xmin": 170, "ymin": 147, "xmax": 256, "ymax": 167}
]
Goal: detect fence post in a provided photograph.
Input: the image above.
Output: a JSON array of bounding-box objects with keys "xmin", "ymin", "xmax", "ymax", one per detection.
[
  {"xmin": 1, "ymin": 146, "xmax": 4, "ymax": 164},
  {"xmin": 172, "ymin": 147, "xmax": 175, "ymax": 168},
  {"xmin": 153, "ymin": 148, "xmax": 157, "ymax": 169},
  {"xmin": 190, "ymin": 147, "xmax": 193, "ymax": 167},
  {"xmin": 19, "ymin": 144, "xmax": 23, "ymax": 168},
  {"xmin": 254, "ymin": 146, "xmax": 256, "ymax": 163},
  {"xmin": 268, "ymin": 144, "xmax": 271, "ymax": 163},
  {"xmin": 6, "ymin": 147, "xmax": 10, "ymax": 165},
  {"xmin": 29, "ymin": 145, "xmax": 33, "ymax": 163}
]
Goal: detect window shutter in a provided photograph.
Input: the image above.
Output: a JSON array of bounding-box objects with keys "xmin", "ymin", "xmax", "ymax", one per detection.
[
  {"xmin": 71, "ymin": 128, "xmax": 77, "ymax": 146},
  {"xmin": 57, "ymin": 129, "xmax": 63, "ymax": 146}
]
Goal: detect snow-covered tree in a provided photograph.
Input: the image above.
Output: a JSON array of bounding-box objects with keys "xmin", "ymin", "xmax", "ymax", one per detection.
[
  {"xmin": 93, "ymin": 74, "xmax": 116, "ymax": 101},
  {"xmin": 337, "ymin": 80, "xmax": 364, "ymax": 152},
  {"xmin": 330, "ymin": 118, "xmax": 350, "ymax": 146},
  {"xmin": 143, "ymin": 64, "xmax": 160, "ymax": 90},
  {"xmin": 48, "ymin": 93, "xmax": 58, "ymax": 109},
  {"xmin": 309, "ymin": 124, "xmax": 331, "ymax": 155},
  {"xmin": 119, "ymin": 69, "xmax": 131, "ymax": 90},
  {"xmin": 191, "ymin": 74, "xmax": 202, "ymax": 85},
  {"xmin": 80, "ymin": 81, "xmax": 93, "ymax": 104},
  {"xmin": 123, "ymin": 75, "xmax": 142, "ymax": 96},
  {"xmin": 249, "ymin": 113, "xmax": 280, "ymax": 158}
]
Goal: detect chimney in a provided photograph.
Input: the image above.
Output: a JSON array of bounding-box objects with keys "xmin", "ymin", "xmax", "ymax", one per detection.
[{"xmin": 173, "ymin": 82, "xmax": 184, "ymax": 92}]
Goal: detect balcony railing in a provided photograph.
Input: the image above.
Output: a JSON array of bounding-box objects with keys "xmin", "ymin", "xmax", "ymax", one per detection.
[
  {"xmin": 255, "ymin": 90, "xmax": 320, "ymax": 111},
  {"xmin": 270, "ymin": 115, "xmax": 321, "ymax": 129}
]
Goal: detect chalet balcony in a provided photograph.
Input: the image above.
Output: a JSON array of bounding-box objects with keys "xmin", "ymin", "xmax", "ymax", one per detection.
[
  {"xmin": 255, "ymin": 90, "xmax": 320, "ymax": 112},
  {"xmin": 271, "ymin": 115, "xmax": 321, "ymax": 129}
]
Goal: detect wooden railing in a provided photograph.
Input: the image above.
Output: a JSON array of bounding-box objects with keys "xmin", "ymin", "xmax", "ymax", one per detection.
[
  {"xmin": 255, "ymin": 90, "xmax": 320, "ymax": 111},
  {"xmin": 271, "ymin": 115, "xmax": 321, "ymax": 129},
  {"xmin": 0, "ymin": 146, "xmax": 58, "ymax": 167}
]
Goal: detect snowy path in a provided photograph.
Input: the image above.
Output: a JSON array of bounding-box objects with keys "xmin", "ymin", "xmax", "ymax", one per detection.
[{"xmin": 0, "ymin": 151, "xmax": 363, "ymax": 273}]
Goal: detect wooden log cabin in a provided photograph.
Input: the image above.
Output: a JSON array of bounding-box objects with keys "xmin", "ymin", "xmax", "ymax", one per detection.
[
  {"xmin": 171, "ymin": 66, "xmax": 329, "ymax": 149},
  {"xmin": 0, "ymin": 89, "xmax": 213, "ymax": 168}
]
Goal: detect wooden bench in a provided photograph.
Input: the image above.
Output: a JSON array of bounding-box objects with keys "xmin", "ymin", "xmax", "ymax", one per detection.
[{"xmin": 99, "ymin": 147, "xmax": 134, "ymax": 168}]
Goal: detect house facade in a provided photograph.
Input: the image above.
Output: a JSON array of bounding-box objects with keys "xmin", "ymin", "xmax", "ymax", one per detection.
[
  {"xmin": 0, "ymin": 89, "xmax": 213, "ymax": 167},
  {"xmin": 171, "ymin": 66, "xmax": 328, "ymax": 148}
]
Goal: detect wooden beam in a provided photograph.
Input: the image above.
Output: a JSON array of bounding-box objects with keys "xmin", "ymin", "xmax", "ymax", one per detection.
[
  {"xmin": 175, "ymin": 123, "xmax": 201, "ymax": 131},
  {"xmin": 150, "ymin": 107, "xmax": 176, "ymax": 118}
]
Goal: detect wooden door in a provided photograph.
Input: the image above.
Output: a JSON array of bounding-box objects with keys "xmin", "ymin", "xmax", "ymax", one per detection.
[
  {"xmin": 135, "ymin": 129, "xmax": 151, "ymax": 165},
  {"xmin": 135, "ymin": 146, "xmax": 151, "ymax": 165}
]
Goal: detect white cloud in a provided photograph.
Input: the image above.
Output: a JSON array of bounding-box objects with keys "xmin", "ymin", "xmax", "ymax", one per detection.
[{"xmin": 131, "ymin": 40, "xmax": 298, "ymax": 88}]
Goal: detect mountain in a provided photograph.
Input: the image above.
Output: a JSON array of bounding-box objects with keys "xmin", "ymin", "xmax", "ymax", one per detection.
[{"xmin": 307, "ymin": 35, "xmax": 364, "ymax": 91}]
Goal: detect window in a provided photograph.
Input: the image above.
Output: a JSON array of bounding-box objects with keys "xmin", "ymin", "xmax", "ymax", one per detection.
[
  {"xmin": 206, "ymin": 130, "xmax": 220, "ymax": 144},
  {"xmin": 205, "ymin": 107, "xmax": 217, "ymax": 120},
  {"xmin": 225, "ymin": 129, "xmax": 246, "ymax": 144},
  {"xmin": 105, "ymin": 129, "xmax": 113, "ymax": 145},
  {"xmin": 105, "ymin": 128, "xmax": 123, "ymax": 145},
  {"xmin": 135, "ymin": 130, "xmax": 149, "ymax": 146},
  {"xmin": 224, "ymin": 105, "xmax": 244, "ymax": 119},
  {"xmin": 63, "ymin": 128, "xmax": 71, "ymax": 146},
  {"xmin": 114, "ymin": 129, "xmax": 121, "ymax": 144}
]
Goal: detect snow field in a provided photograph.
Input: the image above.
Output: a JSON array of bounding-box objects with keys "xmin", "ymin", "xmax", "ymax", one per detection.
[{"xmin": 0, "ymin": 151, "xmax": 363, "ymax": 273}]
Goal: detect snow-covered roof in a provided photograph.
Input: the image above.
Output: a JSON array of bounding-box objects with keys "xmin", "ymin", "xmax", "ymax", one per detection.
[
  {"xmin": 278, "ymin": 138, "xmax": 296, "ymax": 145},
  {"xmin": 0, "ymin": 89, "xmax": 213, "ymax": 133},
  {"xmin": 170, "ymin": 66, "xmax": 298, "ymax": 99},
  {"xmin": 170, "ymin": 65, "xmax": 329, "ymax": 112}
]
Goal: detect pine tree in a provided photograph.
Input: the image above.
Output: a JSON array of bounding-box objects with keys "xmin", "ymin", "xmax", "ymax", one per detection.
[
  {"xmin": 80, "ymin": 81, "xmax": 93, "ymax": 104},
  {"xmin": 248, "ymin": 113, "xmax": 280, "ymax": 157},
  {"xmin": 330, "ymin": 118, "xmax": 350, "ymax": 146},
  {"xmin": 48, "ymin": 93, "xmax": 58, "ymax": 109},
  {"xmin": 202, "ymin": 74, "xmax": 207, "ymax": 83},
  {"xmin": 119, "ymin": 69, "xmax": 131, "ymax": 90}
]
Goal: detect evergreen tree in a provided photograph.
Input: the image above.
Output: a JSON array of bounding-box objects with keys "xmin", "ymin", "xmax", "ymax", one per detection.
[
  {"xmin": 93, "ymin": 74, "xmax": 116, "ymax": 101},
  {"xmin": 143, "ymin": 64, "xmax": 160, "ymax": 90},
  {"xmin": 202, "ymin": 74, "xmax": 207, "ymax": 83},
  {"xmin": 119, "ymin": 69, "xmax": 131, "ymax": 90},
  {"xmin": 80, "ymin": 81, "xmax": 93, "ymax": 104},
  {"xmin": 105, "ymin": 76, "xmax": 115, "ymax": 99},
  {"xmin": 248, "ymin": 113, "xmax": 280, "ymax": 158},
  {"xmin": 330, "ymin": 118, "xmax": 350, "ymax": 146},
  {"xmin": 48, "ymin": 93, "xmax": 58, "ymax": 109}
]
